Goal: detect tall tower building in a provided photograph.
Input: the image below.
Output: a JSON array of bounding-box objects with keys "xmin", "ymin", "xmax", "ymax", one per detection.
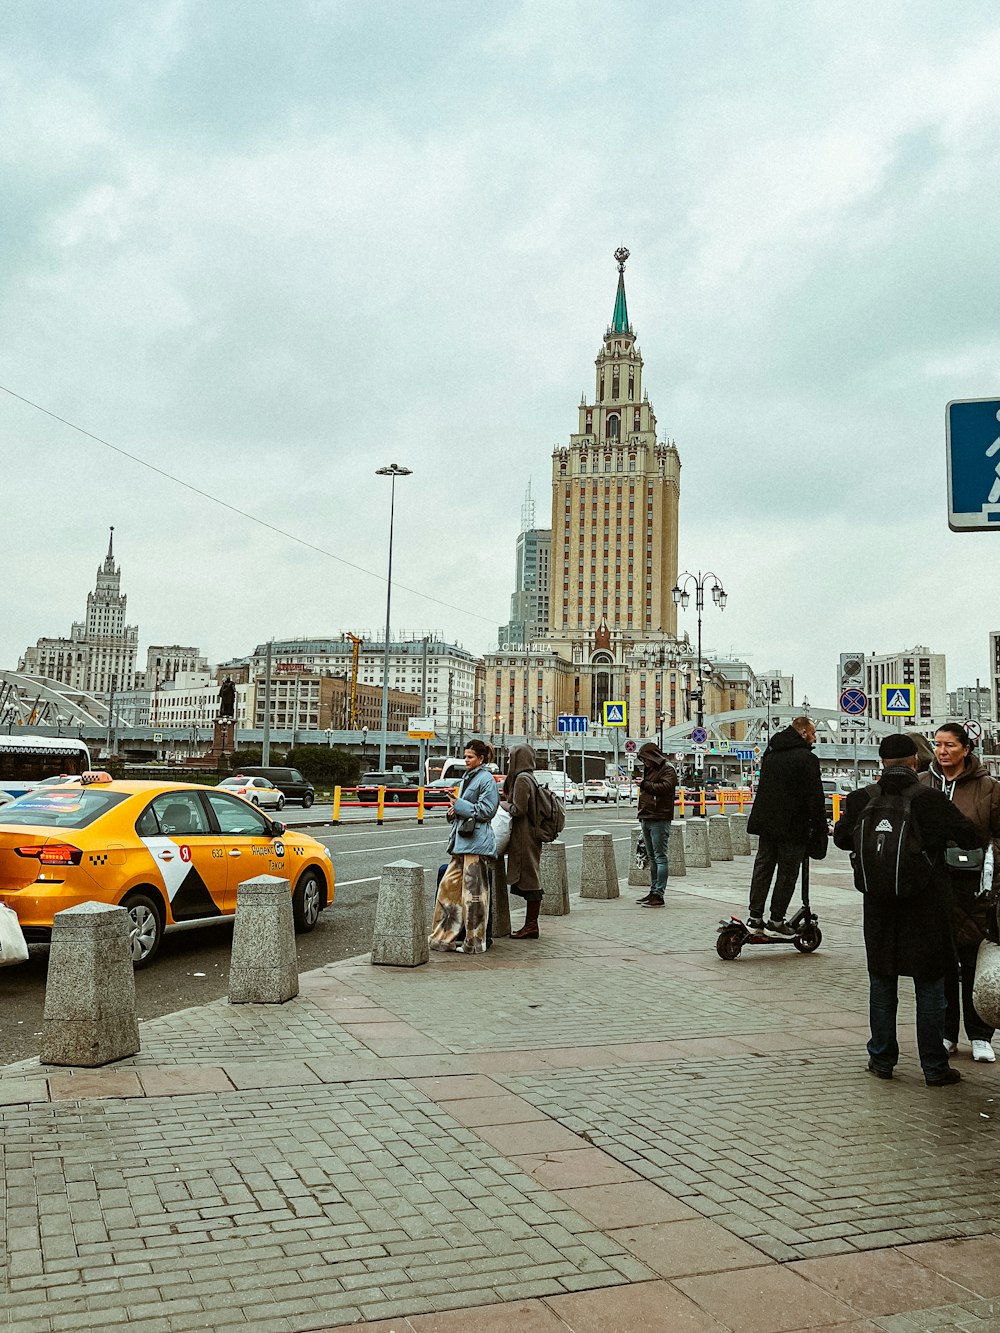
[
  {"xmin": 550, "ymin": 247, "xmax": 680, "ymax": 639},
  {"xmin": 483, "ymin": 250, "xmax": 744, "ymax": 749},
  {"xmin": 498, "ymin": 484, "xmax": 551, "ymax": 649},
  {"xmin": 18, "ymin": 528, "xmax": 138, "ymax": 694}
]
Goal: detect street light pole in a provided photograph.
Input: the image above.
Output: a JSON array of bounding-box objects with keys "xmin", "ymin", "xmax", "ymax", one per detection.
[
  {"xmin": 672, "ymin": 572, "xmax": 727, "ymax": 785},
  {"xmin": 375, "ymin": 463, "xmax": 412, "ymax": 772}
]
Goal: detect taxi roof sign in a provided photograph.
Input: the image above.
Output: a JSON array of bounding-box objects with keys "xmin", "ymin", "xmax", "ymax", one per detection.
[{"xmin": 880, "ymin": 684, "xmax": 916, "ymax": 717}]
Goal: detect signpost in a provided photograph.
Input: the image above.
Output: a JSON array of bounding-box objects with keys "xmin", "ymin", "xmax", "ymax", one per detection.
[
  {"xmin": 691, "ymin": 725, "xmax": 708, "ymax": 745},
  {"xmin": 557, "ymin": 715, "xmax": 589, "ymax": 734},
  {"xmin": 880, "ymin": 684, "xmax": 916, "ymax": 717},
  {"xmin": 947, "ymin": 397, "xmax": 1000, "ymax": 531},
  {"xmin": 966, "ymin": 718, "xmax": 984, "ymax": 743},
  {"xmin": 839, "ymin": 688, "xmax": 868, "ymax": 716}
]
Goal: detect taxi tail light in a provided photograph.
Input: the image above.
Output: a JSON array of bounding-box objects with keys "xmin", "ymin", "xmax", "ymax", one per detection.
[{"xmin": 15, "ymin": 844, "xmax": 84, "ymax": 866}]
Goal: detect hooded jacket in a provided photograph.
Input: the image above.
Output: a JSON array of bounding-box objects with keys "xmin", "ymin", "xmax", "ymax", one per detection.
[
  {"xmin": 834, "ymin": 766, "xmax": 979, "ymax": 976},
  {"xmin": 921, "ymin": 754, "xmax": 1000, "ymax": 946},
  {"xmin": 746, "ymin": 724, "xmax": 825, "ymax": 844},
  {"xmin": 502, "ymin": 744, "xmax": 542, "ymax": 897},
  {"xmin": 636, "ymin": 742, "xmax": 677, "ymax": 821}
]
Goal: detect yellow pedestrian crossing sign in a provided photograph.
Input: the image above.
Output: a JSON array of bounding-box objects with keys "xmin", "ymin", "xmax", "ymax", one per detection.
[
  {"xmin": 603, "ymin": 701, "xmax": 627, "ymax": 726},
  {"xmin": 881, "ymin": 683, "xmax": 916, "ymax": 717}
]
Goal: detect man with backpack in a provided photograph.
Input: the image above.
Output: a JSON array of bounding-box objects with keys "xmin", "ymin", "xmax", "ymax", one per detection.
[
  {"xmin": 501, "ymin": 745, "xmax": 565, "ymax": 940},
  {"xmin": 834, "ymin": 733, "xmax": 980, "ymax": 1086}
]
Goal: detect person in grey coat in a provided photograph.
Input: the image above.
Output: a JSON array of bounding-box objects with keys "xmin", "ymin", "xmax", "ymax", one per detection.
[{"xmin": 429, "ymin": 740, "xmax": 499, "ymax": 954}]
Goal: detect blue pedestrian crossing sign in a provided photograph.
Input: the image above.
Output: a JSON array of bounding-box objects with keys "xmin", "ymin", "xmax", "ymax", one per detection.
[
  {"xmin": 881, "ymin": 683, "xmax": 916, "ymax": 717},
  {"xmin": 603, "ymin": 701, "xmax": 627, "ymax": 727},
  {"xmin": 947, "ymin": 397, "xmax": 1000, "ymax": 531}
]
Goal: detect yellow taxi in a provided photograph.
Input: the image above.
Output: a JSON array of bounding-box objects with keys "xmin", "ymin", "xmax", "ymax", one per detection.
[{"xmin": 0, "ymin": 775, "xmax": 334, "ymax": 967}]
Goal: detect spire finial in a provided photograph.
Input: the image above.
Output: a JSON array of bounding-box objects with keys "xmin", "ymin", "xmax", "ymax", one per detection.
[
  {"xmin": 611, "ymin": 247, "xmax": 630, "ymax": 333},
  {"xmin": 103, "ymin": 525, "xmax": 116, "ymax": 572}
]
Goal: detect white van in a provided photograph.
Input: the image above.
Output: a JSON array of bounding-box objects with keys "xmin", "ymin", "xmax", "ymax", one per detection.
[{"xmin": 534, "ymin": 770, "xmax": 583, "ymax": 804}]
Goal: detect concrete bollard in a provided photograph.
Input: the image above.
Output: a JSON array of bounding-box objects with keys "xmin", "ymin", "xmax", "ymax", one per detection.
[
  {"xmin": 628, "ymin": 826, "xmax": 651, "ymax": 887},
  {"xmin": 372, "ymin": 860, "xmax": 429, "ymax": 966},
  {"xmin": 580, "ymin": 830, "xmax": 620, "ymax": 900},
  {"xmin": 708, "ymin": 815, "xmax": 734, "ymax": 862},
  {"xmin": 539, "ymin": 841, "xmax": 570, "ymax": 916},
  {"xmin": 229, "ymin": 875, "xmax": 299, "ymax": 1003},
  {"xmin": 492, "ymin": 858, "xmax": 511, "ymax": 938},
  {"xmin": 41, "ymin": 902, "xmax": 140, "ymax": 1067},
  {"xmin": 973, "ymin": 942, "xmax": 1000, "ymax": 1028},
  {"xmin": 667, "ymin": 821, "xmax": 687, "ymax": 877},
  {"xmin": 728, "ymin": 813, "xmax": 752, "ymax": 856},
  {"xmin": 683, "ymin": 819, "xmax": 711, "ymax": 868}
]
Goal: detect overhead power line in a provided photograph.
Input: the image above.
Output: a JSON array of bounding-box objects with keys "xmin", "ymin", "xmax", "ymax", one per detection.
[{"xmin": 0, "ymin": 383, "xmax": 497, "ymax": 627}]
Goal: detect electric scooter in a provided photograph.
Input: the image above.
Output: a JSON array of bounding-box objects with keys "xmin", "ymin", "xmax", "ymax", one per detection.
[{"xmin": 716, "ymin": 855, "xmax": 822, "ymax": 960}]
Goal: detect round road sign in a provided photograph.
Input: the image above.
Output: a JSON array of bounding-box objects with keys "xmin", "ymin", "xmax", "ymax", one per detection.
[
  {"xmin": 691, "ymin": 725, "xmax": 708, "ymax": 744},
  {"xmin": 624, "ymin": 739, "xmax": 637, "ymax": 753},
  {"xmin": 966, "ymin": 719, "xmax": 984, "ymax": 742},
  {"xmin": 840, "ymin": 687, "xmax": 868, "ymax": 716}
]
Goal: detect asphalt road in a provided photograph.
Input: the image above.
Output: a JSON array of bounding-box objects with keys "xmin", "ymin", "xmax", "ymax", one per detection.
[{"xmin": 0, "ymin": 803, "xmax": 640, "ymax": 1066}]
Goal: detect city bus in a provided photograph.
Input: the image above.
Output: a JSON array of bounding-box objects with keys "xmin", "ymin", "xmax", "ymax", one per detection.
[{"xmin": 0, "ymin": 736, "xmax": 92, "ymax": 799}]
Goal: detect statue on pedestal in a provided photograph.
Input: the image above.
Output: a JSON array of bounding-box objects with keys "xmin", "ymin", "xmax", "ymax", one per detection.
[{"xmin": 218, "ymin": 677, "xmax": 236, "ymax": 720}]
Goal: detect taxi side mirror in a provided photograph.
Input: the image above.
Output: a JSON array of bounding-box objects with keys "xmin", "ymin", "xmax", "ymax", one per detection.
[{"xmin": 268, "ymin": 820, "xmax": 286, "ymax": 837}]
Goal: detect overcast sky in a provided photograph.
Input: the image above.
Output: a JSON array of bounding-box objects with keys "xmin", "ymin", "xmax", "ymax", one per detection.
[{"xmin": 4, "ymin": 0, "xmax": 1000, "ymax": 710}]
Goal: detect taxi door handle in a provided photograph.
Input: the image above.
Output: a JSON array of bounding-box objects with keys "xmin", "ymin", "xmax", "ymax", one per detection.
[{"xmin": 229, "ymin": 849, "xmax": 241, "ymax": 857}]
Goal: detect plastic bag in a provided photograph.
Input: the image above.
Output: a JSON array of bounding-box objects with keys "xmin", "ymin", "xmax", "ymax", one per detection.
[
  {"xmin": 0, "ymin": 903, "xmax": 29, "ymax": 966},
  {"xmin": 634, "ymin": 837, "xmax": 648, "ymax": 870},
  {"xmin": 491, "ymin": 805, "xmax": 512, "ymax": 856}
]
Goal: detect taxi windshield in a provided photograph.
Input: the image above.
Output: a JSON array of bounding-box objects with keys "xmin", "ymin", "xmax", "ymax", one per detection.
[{"xmin": 0, "ymin": 788, "xmax": 128, "ymax": 829}]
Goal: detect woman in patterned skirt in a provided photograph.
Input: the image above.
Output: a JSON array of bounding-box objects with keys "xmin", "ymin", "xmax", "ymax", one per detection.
[{"xmin": 429, "ymin": 740, "xmax": 500, "ymax": 954}]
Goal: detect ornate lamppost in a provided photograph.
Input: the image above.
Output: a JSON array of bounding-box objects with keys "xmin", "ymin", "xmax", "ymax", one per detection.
[{"xmin": 672, "ymin": 572, "xmax": 727, "ymax": 732}]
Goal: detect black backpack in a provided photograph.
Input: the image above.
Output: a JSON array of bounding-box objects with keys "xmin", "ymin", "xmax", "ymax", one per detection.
[
  {"xmin": 851, "ymin": 782, "xmax": 934, "ymax": 900},
  {"xmin": 533, "ymin": 780, "xmax": 566, "ymax": 843}
]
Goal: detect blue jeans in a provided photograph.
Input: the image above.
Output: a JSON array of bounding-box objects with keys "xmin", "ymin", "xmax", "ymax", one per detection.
[
  {"xmin": 868, "ymin": 973, "xmax": 949, "ymax": 1080},
  {"xmin": 641, "ymin": 820, "xmax": 670, "ymax": 899}
]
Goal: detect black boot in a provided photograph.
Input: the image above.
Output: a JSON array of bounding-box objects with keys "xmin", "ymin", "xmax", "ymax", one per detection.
[{"xmin": 511, "ymin": 898, "xmax": 540, "ymax": 940}]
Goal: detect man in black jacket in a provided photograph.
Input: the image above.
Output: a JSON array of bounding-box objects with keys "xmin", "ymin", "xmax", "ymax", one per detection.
[
  {"xmin": 635, "ymin": 742, "xmax": 677, "ymax": 908},
  {"xmin": 834, "ymin": 733, "xmax": 979, "ymax": 1086},
  {"xmin": 746, "ymin": 716, "xmax": 826, "ymax": 935}
]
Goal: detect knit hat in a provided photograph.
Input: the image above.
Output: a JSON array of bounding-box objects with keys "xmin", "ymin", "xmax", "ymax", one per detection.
[{"xmin": 879, "ymin": 733, "xmax": 918, "ymax": 760}]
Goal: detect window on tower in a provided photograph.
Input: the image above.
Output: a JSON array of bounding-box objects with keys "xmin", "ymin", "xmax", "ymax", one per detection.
[{"xmin": 607, "ymin": 413, "xmax": 620, "ymax": 440}]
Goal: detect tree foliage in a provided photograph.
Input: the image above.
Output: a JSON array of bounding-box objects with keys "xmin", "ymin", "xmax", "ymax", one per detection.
[{"xmin": 223, "ymin": 744, "xmax": 360, "ymax": 786}]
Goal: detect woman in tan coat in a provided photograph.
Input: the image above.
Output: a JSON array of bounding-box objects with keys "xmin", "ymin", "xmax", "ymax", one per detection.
[{"xmin": 502, "ymin": 745, "xmax": 544, "ymax": 940}]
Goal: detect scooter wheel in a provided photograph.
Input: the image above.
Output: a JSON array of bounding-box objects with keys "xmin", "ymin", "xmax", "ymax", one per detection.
[
  {"xmin": 716, "ymin": 929, "xmax": 743, "ymax": 961},
  {"xmin": 794, "ymin": 924, "xmax": 822, "ymax": 953}
]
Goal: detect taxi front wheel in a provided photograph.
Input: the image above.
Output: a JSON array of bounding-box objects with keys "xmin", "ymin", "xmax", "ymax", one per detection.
[
  {"xmin": 122, "ymin": 889, "xmax": 164, "ymax": 968},
  {"xmin": 293, "ymin": 870, "xmax": 323, "ymax": 932}
]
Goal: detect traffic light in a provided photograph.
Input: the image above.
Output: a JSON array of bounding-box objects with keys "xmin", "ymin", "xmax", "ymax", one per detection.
[{"xmin": 770, "ymin": 681, "xmax": 781, "ymax": 703}]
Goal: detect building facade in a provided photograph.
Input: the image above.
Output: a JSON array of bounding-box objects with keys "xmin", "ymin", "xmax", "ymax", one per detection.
[
  {"xmin": 498, "ymin": 525, "xmax": 552, "ymax": 650},
  {"xmin": 19, "ymin": 529, "xmax": 138, "ymax": 694},
  {"xmin": 862, "ymin": 646, "xmax": 947, "ymax": 723},
  {"xmin": 225, "ymin": 637, "xmax": 482, "ymax": 739},
  {"xmin": 948, "ymin": 685, "xmax": 992, "ymax": 725},
  {"xmin": 485, "ymin": 250, "xmax": 747, "ymax": 745}
]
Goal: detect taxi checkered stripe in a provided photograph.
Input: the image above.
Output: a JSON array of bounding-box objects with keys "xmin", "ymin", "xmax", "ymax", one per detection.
[{"xmin": 88, "ymin": 853, "xmax": 109, "ymax": 866}]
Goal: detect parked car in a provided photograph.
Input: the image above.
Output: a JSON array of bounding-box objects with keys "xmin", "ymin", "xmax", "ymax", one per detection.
[
  {"xmin": 583, "ymin": 779, "xmax": 613, "ymax": 803},
  {"xmin": 236, "ymin": 766, "xmax": 315, "ymax": 808},
  {"xmin": 0, "ymin": 776, "xmax": 333, "ymax": 966},
  {"xmin": 357, "ymin": 771, "xmax": 419, "ymax": 804},
  {"xmin": 422, "ymin": 778, "xmax": 461, "ymax": 806},
  {"xmin": 216, "ymin": 776, "xmax": 285, "ymax": 810}
]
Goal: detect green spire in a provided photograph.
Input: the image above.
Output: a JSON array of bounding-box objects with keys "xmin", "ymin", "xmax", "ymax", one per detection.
[{"xmin": 611, "ymin": 246, "xmax": 630, "ymax": 333}]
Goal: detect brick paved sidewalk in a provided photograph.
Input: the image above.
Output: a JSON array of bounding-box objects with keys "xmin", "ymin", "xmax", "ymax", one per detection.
[{"xmin": 2, "ymin": 850, "xmax": 999, "ymax": 1332}]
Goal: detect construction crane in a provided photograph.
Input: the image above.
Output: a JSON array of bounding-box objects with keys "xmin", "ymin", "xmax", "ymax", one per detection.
[{"xmin": 346, "ymin": 633, "xmax": 363, "ymax": 729}]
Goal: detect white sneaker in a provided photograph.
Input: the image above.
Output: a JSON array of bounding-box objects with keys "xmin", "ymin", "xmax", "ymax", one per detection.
[
  {"xmin": 972, "ymin": 1039, "xmax": 996, "ymax": 1063},
  {"xmin": 943, "ymin": 1039, "xmax": 958, "ymax": 1055}
]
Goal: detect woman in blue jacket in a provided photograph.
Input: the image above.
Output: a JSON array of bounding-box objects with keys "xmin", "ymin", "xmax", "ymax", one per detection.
[{"xmin": 429, "ymin": 740, "xmax": 500, "ymax": 954}]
